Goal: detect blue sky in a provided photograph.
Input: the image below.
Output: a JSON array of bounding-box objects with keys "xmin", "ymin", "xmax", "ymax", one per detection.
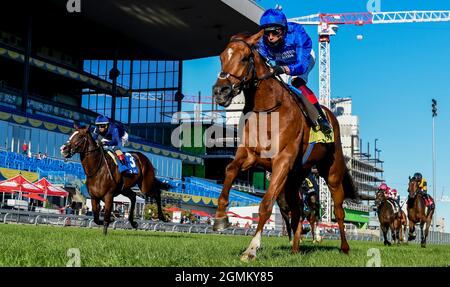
[{"xmin": 183, "ymin": 0, "xmax": 450, "ymax": 230}]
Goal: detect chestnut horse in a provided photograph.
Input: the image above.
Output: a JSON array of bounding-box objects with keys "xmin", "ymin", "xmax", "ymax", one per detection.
[
  {"xmin": 407, "ymin": 177, "xmax": 434, "ymax": 247},
  {"xmin": 212, "ymin": 31, "xmax": 360, "ymax": 261},
  {"xmin": 60, "ymin": 126, "xmax": 168, "ymax": 235}
]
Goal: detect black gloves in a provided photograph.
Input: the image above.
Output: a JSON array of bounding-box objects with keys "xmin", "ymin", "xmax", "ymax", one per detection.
[{"xmin": 272, "ymin": 65, "xmax": 285, "ymax": 75}]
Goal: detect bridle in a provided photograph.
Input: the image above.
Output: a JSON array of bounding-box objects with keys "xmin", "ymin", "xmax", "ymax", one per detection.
[
  {"xmin": 65, "ymin": 133, "xmax": 103, "ymax": 178},
  {"xmin": 66, "ymin": 134, "xmax": 100, "ymax": 158},
  {"xmin": 408, "ymin": 180, "xmax": 420, "ymax": 197},
  {"xmin": 217, "ymin": 39, "xmax": 272, "ymax": 95}
]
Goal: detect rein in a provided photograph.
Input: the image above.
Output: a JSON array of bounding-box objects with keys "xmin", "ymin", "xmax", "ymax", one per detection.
[{"xmin": 218, "ymin": 39, "xmax": 273, "ymax": 94}]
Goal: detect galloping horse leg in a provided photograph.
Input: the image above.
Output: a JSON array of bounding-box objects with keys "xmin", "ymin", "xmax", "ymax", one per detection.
[
  {"xmin": 318, "ymin": 155, "xmax": 350, "ymax": 253},
  {"xmin": 420, "ymin": 222, "xmax": 426, "ymax": 248},
  {"xmin": 332, "ymin": 188, "xmax": 350, "ymax": 253},
  {"xmin": 240, "ymin": 154, "xmax": 292, "ymax": 261},
  {"xmin": 408, "ymin": 219, "xmax": 416, "ymax": 241},
  {"xmin": 137, "ymin": 176, "xmax": 166, "ymax": 222},
  {"xmin": 214, "ymin": 147, "xmax": 249, "ymax": 231},
  {"xmin": 285, "ymin": 174, "xmax": 304, "ymax": 251},
  {"xmin": 381, "ymin": 225, "xmax": 391, "ymax": 246},
  {"xmin": 154, "ymin": 191, "xmax": 166, "ymax": 222},
  {"xmin": 390, "ymin": 222, "xmax": 397, "ymax": 245},
  {"xmin": 311, "ymin": 196, "xmax": 322, "ymax": 244},
  {"xmin": 422, "ymin": 209, "xmax": 434, "ymax": 248},
  {"xmin": 311, "ymin": 214, "xmax": 321, "ymax": 244},
  {"xmin": 91, "ymin": 197, "xmax": 104, "ymax": 226},
  {"xmin": 102, "ymin": 192, "xmax": 114, "ymax": 236},
  {"xmin": 276, "ymin": 192, "xmax": 292, "ymax": 244},
  {"xmin": 124, "ymin": 189, "xmax": 138, "ymax": 229},
  {"xmin": 402, "ymin": 214, "xmax": 408, "ymax": 242},
  {"xmin": 399, "ymin": 219, "xmax": 404, "ymax": 243}
]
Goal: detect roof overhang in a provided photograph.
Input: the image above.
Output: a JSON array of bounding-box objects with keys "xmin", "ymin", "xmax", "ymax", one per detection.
[{"xmin": 0, "ymin": 0, "xmax": 264, "ymax": 60}]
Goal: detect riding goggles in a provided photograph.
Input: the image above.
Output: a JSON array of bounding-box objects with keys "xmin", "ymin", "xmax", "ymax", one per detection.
[{"xmin": 264, "ymin": 27, "xmax": 284, "ymax": 37}]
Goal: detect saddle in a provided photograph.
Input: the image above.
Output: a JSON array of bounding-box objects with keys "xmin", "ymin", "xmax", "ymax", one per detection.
[
  {"xmin": 386, "ymin": 198, "xmax": 401, "ymax": 216},
  {"xmin": 105, "ymin": 149, "xmax": 139, "ymax": 175}
]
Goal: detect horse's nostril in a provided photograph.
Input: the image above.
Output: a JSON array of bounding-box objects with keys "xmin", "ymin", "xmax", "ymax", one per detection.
[
  {"xmin": 213, "ymin": 86, "xmax": 221, "ymax": 96},
  {"xmin": 221, "ymin": 86, "xmax": 231, "ymax": 94}
]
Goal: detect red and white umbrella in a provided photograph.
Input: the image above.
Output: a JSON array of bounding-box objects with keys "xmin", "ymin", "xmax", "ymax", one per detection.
[
  {"xmin": 22, "ymin": 193, "xmax": 46, "ymax": 202},
  {"xmin": 0, "ymin": 175, "xmax": 44, "ymax": 194},
  {"xmin": 34, "ymin": 178, "xmax": 69, "ymax": 197}
]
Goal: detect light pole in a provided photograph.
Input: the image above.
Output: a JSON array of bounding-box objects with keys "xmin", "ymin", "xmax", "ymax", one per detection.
[
  {"xmin": 432, "ymin": 99, "xmax": 437, "ymax": 231},
  {"xmin": 374, "ymin": 139, "xmax": 379, "ymax": 167}
]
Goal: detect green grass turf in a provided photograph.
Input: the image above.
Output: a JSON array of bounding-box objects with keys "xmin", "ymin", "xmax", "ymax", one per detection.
[{"xmin": 0, "ymin": 224, "xmax": 449, "ymax": 267}]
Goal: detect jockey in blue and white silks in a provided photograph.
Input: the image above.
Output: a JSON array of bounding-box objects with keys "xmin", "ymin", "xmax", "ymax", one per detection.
[
  {"xmin": 92, "ymin": 115, "xmax": 130, "ymax": 173},
  {"xmin": 258, "ymin": 8, "xmax": 332, "ymax": 134}
]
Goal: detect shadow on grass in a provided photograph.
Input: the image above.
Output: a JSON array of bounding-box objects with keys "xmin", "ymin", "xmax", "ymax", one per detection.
[
  {"xmin": 110, "ymin": 231, "xmax": 198, "ymax": 239},
  {"xmin": 272, "ymin": 243, "xmax": 340, "ymax": 255}
]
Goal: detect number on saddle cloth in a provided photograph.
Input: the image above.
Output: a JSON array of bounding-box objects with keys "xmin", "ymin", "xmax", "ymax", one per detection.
[{"xmin": 124, "ymin": 153, "xmax": 139, "ymax": 174}]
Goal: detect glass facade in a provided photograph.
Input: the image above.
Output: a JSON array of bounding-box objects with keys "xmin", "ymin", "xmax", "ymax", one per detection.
[{"xmin": 82, "ymin": 60, "xmax": 180, "ymax": 124}]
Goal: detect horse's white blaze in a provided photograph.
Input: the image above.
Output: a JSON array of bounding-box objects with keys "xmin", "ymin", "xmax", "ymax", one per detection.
[
  {"xmin": 227, "ymin": 48, "xmax": 233, "ymax": 60},
  {"xmin": 69, "ymin": 131, "xmax": 79, "ymax": 141}
]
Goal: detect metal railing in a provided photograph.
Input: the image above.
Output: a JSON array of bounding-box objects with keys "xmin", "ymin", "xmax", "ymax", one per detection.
[{"xmin": 2, "ymin": 209, "xmax": 450, "ymax": 244}]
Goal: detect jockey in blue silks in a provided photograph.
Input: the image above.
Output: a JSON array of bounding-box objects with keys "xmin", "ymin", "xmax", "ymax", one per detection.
[
  {"xmin": 92, "ymin": 115, "xmax": 130, "ymax": 173},
  {"xmin": 258, "ymin": 8, "xmax": 332, "ymax": 134}
]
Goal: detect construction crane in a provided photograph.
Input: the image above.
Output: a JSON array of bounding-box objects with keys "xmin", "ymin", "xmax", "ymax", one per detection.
[{"xmin": 289, "ymin": 10, "xmax": 450, "ymax": 223}]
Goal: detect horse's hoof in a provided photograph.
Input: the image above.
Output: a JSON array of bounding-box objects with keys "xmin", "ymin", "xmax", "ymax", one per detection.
[
  {"xmin": 95, "ymin": 220, "xmax": 104, "ymax": 226},
  {"xmin": 240, "ymin": 252, "xmax": 256, "ymax": 262},
  {"xmin": 340, "ymin": 242, "xmax": 350, "ymax": 254},
  {"xmin": 421, "ymin": 243, "xmax": 426, "ymax": 248},
  {"xmin": 408, "ymin": 236, "xmax": 416, "ymax": 241},
  {"xmin": 385, "ymin": 241, "xmax": 392, "ymax": 246},
  {"xmin": 131, "ymin": 221, "xmax": 138, "ymax": 229},
  {"xmin": 213, "ymin": 217, "xmax": 231, "ymax": 231},
  {"xmin": 103, "ymin": 226, "xmax": 108, "ymax": 236}
]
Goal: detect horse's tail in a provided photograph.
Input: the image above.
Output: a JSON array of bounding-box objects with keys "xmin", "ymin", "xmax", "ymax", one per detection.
[
  {"xmin": 342, "ymin": 168, "xmax": 357, "ymax": 200},
  {"xmin": 342, "ymin": 168, "xmax": 374, "ymax": 201},
  {"xmin": 153, "ymin": 178, "xmax": 171, "ymax": 193}
]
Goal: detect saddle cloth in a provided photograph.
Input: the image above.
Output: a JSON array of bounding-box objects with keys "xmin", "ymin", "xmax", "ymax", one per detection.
[
  {"xmin": 309, "ymin": 124, "xmax": 334, "ymax": 144},
  {"xmin": 106, "ymin": 150, "xmax": 139, "ymax": 174}
]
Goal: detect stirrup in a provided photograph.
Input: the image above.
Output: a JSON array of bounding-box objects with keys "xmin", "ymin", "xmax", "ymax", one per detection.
[{"xmin": 318, "ymin": 118, "xmax": 332, "ymax": 134}]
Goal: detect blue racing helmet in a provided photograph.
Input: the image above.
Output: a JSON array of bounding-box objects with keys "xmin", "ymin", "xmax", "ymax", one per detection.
[
  {"xmin": 95, "ymin": 115, "xmax": 110, "ymax": 125},
  {"xmin": 260, "ymin": 8, "xmax": 288, "ymax": 30},
  {"xmin": 413, "ymin": 172, "xmax": 423, "ymax": 181}
]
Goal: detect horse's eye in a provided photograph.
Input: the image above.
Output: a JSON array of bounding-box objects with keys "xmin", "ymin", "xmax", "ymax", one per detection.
[{"xmin": 241, "ymin": 58, "xmax": 248, "ymax": 63}]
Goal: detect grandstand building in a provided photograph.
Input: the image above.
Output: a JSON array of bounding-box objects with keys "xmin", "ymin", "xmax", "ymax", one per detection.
[
  {"xmin": 331, "ymin": 98, "xmax": 384, "ymax": 228},
  {"xmin": 0, "ymin": 1, "xmax": 266, "ymax": 215}
]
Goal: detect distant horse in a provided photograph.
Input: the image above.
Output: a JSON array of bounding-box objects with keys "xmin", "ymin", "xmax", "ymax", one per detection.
[
  {"xmin": 374, "ymin": 190, "xmax": 403, "ymax": 246},
  {"xmin": 277, "ymin": 185, "xmax": 322, "ymax": 244},
  {"xmin": 212, "ymin": 31, "xmax": 361, "ymax": 261},
  {"xmin": 60, "ymin": 126, "xmax": 168, "ymax": 235},
  {"xmin": 407, "ymin": 177, "xmax": 434, "ymax": 247},
  {"xmin": 399, "ymin": 209, "xmax": 408, "ymax": 242}
]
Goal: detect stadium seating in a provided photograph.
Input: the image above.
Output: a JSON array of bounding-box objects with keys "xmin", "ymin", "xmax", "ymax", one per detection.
[
  {"xmin": 0, "ymin": 150, "xmax": 261, "ymax": 207},
  {"xmin": 0, "ymin": 150, "xmax": 85, "ymax": 179}
]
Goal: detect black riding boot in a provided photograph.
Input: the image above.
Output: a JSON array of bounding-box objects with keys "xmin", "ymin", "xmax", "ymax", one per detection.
[{"xmin": 313, "ymin": 103, "xmax": 332, "ymax": 134}]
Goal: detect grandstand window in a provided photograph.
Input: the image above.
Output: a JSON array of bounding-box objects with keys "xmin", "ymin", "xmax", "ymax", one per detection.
[
  {"xmin": 82, "ymin": 59, "xmax": 180, "ymax": 124},
  {"xmin": 0, "ymin": 121, "xmax": 7, "ymax": 149}
]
